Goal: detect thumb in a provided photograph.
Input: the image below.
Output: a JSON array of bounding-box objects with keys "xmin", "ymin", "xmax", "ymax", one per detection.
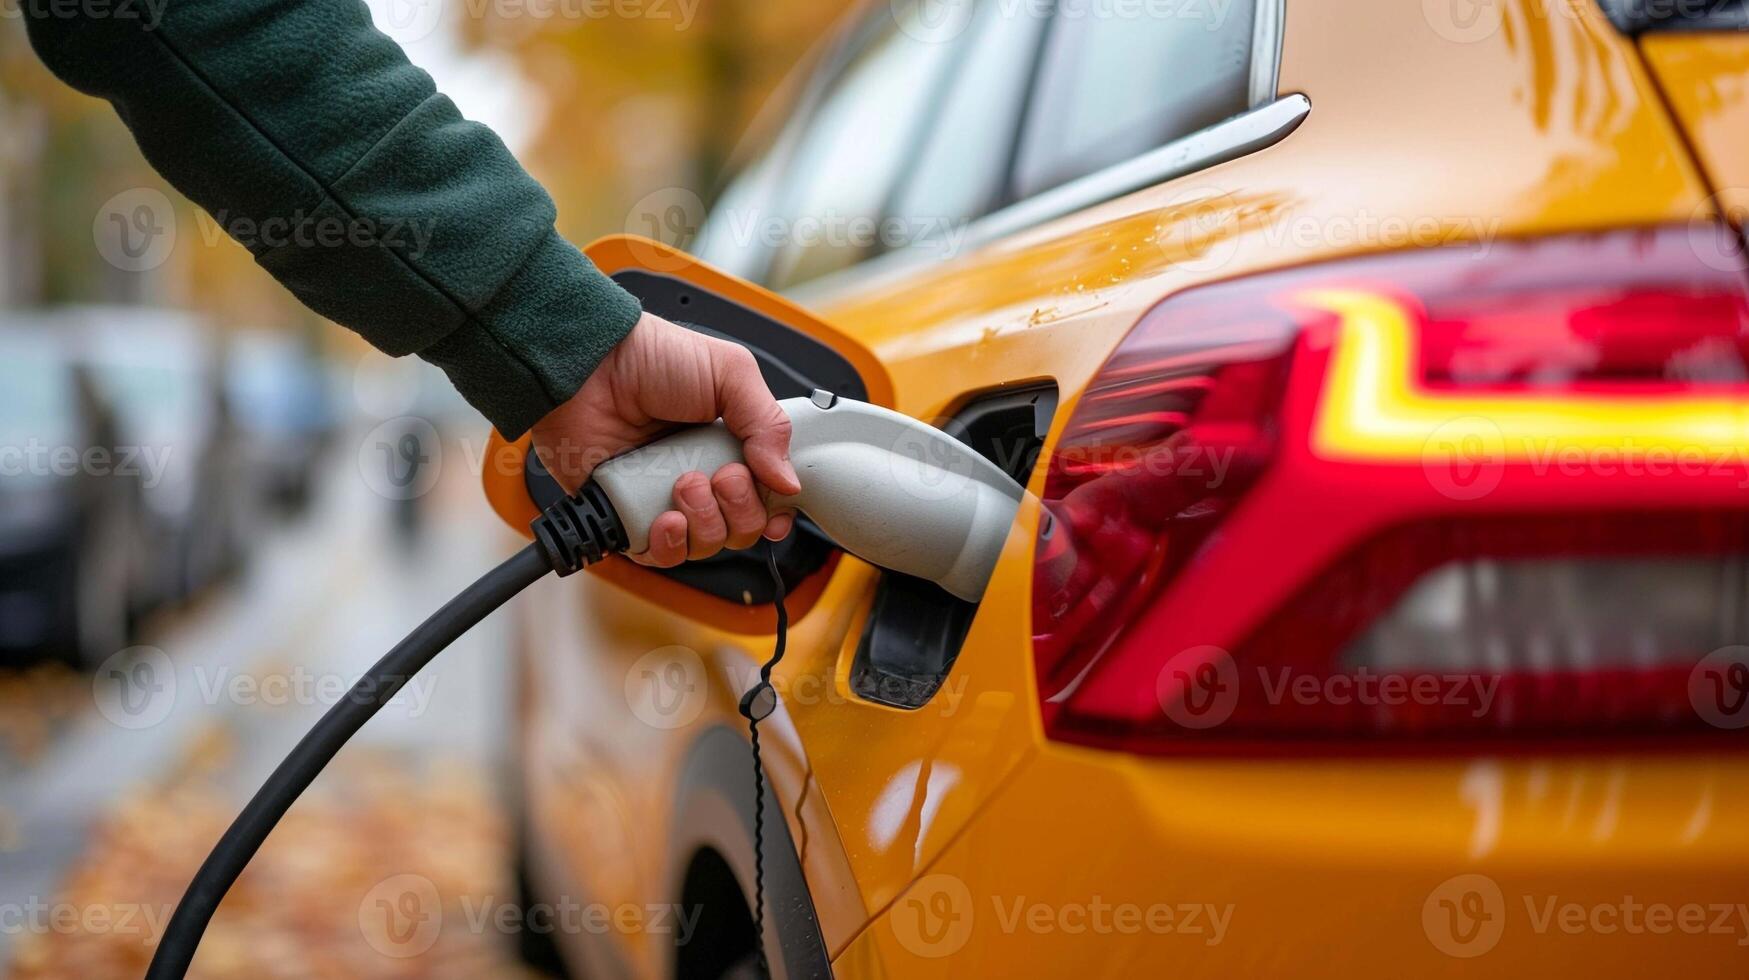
[{"xmin": 713, "ymin": 345, "xmax": 801, "ymax": 497}]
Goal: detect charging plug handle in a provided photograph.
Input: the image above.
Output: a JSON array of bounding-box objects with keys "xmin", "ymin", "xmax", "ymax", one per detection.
[{"xmin": 589, "ymin": 390, "xmax": 1024, "ymax": 602}]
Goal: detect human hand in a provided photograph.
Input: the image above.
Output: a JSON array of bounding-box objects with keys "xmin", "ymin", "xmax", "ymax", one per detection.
[{"xmin": 529, "ymin": 312, "xmax": 800, "ymax": 567}]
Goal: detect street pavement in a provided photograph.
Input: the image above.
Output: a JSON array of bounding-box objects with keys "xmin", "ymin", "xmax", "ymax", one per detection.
[{"xmin": 0, "ymin": 434, "xmax": 538, "ymax": 978}]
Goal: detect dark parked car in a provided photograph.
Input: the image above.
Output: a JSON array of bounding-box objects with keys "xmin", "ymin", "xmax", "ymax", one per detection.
[
  {"xmin": 0, "ymin": 324, "xmax": 147, "ymax": 668},
  {"xmin": 65, "ymin": 307, "xmax": 250, "ymax": 606},
  {"xmin": 225, "ymin": 330, "xmax": 338, "ymax": 515}
]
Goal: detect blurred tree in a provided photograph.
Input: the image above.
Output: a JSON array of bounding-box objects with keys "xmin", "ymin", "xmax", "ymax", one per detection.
[
  {"xmin": 459, "ymin": 0, "xmax": 851, "ymax": 247},
  {"xmin": 0, "ymin": 0, "xmax": 852, "ymax": 330}
]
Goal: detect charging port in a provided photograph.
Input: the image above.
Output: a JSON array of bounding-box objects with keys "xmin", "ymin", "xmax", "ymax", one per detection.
[{"xmin": 850, "ymin": 383, "xmax": 1056, "ymax": 709}]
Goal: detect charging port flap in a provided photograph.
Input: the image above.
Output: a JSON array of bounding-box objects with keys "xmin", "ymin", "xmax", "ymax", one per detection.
[{"xmin": 481, "ymin": 236, "xmax": 894, "ymax": 622}]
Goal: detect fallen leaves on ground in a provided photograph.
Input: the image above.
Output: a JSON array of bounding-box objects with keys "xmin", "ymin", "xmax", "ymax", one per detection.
[{"xmin": 6, "ymin": 751, "xmax": 544, "ymax": 980}]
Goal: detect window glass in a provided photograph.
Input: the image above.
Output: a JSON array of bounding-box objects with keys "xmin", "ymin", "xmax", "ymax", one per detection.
[
  {"xmin": 693, "ymin": 138, "xmax": 789, "ymax": 281},
  {"xmin": 1014, "ymin": 0, "xmax": 1256, "ymax": 199},
  {"xmin": 764, "ymin": 2, "xmax": 966, "ymax": 290},
  {"xmin": 886, "ymin": 0, "xmax": 1049, "ymax": 259}
]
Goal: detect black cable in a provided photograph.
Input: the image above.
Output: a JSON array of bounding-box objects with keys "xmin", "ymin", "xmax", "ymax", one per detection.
[
  {"xmin": 737, "ymin": 543, "xmax": 789, "ymax": 979},
  {"xmin": 147, "ymin": 486, "xmax": 625, "ymax": 980}
]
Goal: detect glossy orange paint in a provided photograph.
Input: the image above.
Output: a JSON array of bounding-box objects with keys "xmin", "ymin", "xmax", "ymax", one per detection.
[
  {"xmin": 494, "ymin": 1, "xmax": 1748, "ymax": 976},
  {"xmin": 1640, "ymin": 33, "xmax": 1749, "ymax": 219}
]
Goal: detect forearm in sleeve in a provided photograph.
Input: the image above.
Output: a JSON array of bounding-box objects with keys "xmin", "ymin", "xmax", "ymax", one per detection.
[{"xmin": 25, "ymin": 0, "xmax": 641, "ymax": 437}]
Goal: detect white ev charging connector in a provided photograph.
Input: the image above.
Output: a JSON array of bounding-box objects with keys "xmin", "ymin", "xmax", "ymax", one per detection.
[{"xmin": 595, "ymin": 390, "xmax": 1022, "ymax": 602}]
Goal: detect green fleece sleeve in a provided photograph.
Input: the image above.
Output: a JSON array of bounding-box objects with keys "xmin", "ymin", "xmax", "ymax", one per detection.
[{"xmin": 25, "ymin": 0, "xmax": 641, "ymax": 438}]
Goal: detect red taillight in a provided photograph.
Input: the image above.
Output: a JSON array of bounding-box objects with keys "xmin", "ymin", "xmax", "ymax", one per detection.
[
  {"xmin": 1030, "ymin": 283, "xmax": 1297, "ymax": 693},
  {"xmin": 1035, "ymin": 226, "xmax": 1749, "ymax": 752}
]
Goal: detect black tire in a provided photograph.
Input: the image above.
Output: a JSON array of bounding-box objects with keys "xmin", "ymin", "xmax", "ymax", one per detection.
[{"xmin": 510, "ymin": 826, "xmax": 574, "ymax": 979}]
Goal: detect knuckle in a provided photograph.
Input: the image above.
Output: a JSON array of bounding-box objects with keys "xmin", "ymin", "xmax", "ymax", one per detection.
[{"xmin": 726, "ymin": 345, "xmax": 759, "ymax": 372}]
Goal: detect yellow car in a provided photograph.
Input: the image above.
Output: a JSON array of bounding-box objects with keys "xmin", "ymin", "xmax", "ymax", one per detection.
[{"xmin": 486, "ymin": 0, "xmax": 1749, "ymax": 976}]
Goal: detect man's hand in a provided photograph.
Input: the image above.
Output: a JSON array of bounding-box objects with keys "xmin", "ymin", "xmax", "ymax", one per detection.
[{"xmin": 530, "ymin": 312, "xmax": 801, "ymax": 567}]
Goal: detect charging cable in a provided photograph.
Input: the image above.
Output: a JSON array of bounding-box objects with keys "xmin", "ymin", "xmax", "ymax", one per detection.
[
  {"xmin": 146, "ymin": 485, "xmax": 631, "ymax": 979},
  {"xmin": 739, "ymin": 546, "xmax": 788, "ymax": 978}
]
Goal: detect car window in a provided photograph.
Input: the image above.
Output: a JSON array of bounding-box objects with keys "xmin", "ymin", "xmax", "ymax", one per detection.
[
  {"xmin": 1013, "ymin": 0, "xmax": 1258, "ymax": 199},
  {"xmin": 692, "ymin": 140, "xmax": 789, "ymax": 281},
  {"xmin": 884, "ymin": 0, "xmax": 1050, "ymax": 261},
  {"xmin": 0, "ymin": 337, "xmax": 75, "ymax": 452},
  {"xmin": 763, "ymin": 1, "xmax": 967, "ymax": 291}
]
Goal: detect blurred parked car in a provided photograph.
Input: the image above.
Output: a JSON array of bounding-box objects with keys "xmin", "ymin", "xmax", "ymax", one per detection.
[
  {"xmin": 0, "ymin": 323, "xmax": 148, "ymax": 668},
  {"xmin": 224, "ymin": 330, "xmax": 337, "ymax": 515},
  {"xmin": 62, "ymin": 307, "xmax": 250, "ymax": 607}
]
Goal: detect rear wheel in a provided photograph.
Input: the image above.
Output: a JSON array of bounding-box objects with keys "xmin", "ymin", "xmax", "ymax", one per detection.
[{"xmin": 675, "ymin": 849, "xmax": 759, "ymax": 980}]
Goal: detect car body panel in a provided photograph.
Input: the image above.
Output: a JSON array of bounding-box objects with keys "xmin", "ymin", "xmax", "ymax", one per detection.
[
  {"xmin": 840, "ymin": 747, "xmax": 1749, "ymax": 975},
  {"xmin": 1639, "ymin": 32, "xmax": 1749, "ymax": 219},
  {"xmin": 503, "ymin": 0, "xmax": 1738, "ymax": 975}
]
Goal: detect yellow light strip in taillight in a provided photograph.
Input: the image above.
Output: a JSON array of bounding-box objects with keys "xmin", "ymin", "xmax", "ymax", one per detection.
[{"xmin": 1305, "ymin": 288, "xmax": 1749, "ymax": 462}]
